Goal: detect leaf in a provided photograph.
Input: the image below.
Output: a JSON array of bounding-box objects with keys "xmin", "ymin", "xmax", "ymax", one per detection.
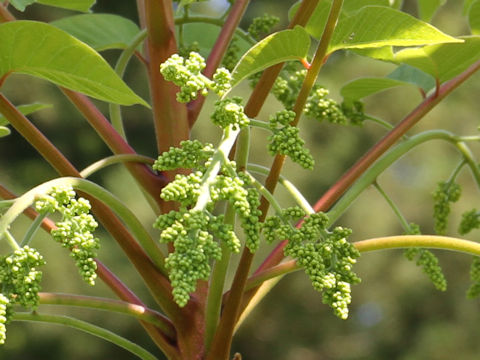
[
  {"xmin": 464, "ymin": 0, "xmax": 476, "ymax": 14},
  {"xmin": 341, "ymin": 77, "xmax": 407, "ymax": 101},
  {"xmin": 37, "ymin": 0, "xmax": 96, "ymax": 12},
  {"xmin": 417, "ymin": 0, "xmax": 446, "ymax": 22},
  {"xmin": 0, "ymin": 21, "xmax": 148, "ymax": 107},
  {"xmin": 230, "ymin": 26, "xmax": 310, "ymax": 90},
  {"xmin": 469, "ymin": 0, "xmax": 480, "ymax": 35},
  {"xmin": 51, "ymin": 14, "xmax": 141, "ymax": 51},
  {"xmin": 0, "ymin": 103, "xmax": 53, "ymax": 126},
  {"xmin": 394, "ymin": 36, "xmax": 480, "ymax": 83},
  {"xmin": 289, "ymin": 0, "xmax": 391, "ymax": 40},
  {"xmin": 387, "ymin": 64, "xmax": 436, "ymax": 92},
  {"xmin": 9, "ymin": 0, "xmax": 35, "ymax": 11},
  {"xmin": 328, "ymin": 6, "xmax": 461, "ymax": 53},
  {"xmin": 352, "ymin": 46, "xmax": 395, "ymax": 61},
  {"xmin": 0, "ymin": 126, "xmax": 11, "ymax": 138}
]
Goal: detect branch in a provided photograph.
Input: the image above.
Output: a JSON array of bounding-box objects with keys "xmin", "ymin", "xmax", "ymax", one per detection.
[{"xmin": 12, "ymin": 312, "xmax": 159, "ymax": 360}]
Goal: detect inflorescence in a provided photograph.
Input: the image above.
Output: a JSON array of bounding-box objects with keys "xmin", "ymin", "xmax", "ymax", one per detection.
[
  {"xmin": 433, "ymin": 181, "xmax": 461, "ymax": 235},
  {"xmin": 35, "ymin": 186, "xmax": 100, "ymax": 286},
  {"xmin": 153, "ymin": 140, "xmax": 261, "ymax": 306},
  {"xmin": 263, "ymin": 207, "xmax": 361, "ymax": 319}
]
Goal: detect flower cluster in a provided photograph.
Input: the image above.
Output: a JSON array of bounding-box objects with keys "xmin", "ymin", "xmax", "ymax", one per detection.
[
  {"xmin": 304, "ymin": 87, "xmax": 347, "ymax": 125},
  {"xmin": 403, "ymin": 223, "xmax": 447, "ymax": 291},
  {"xmin": 248, "ymin": 13, "xmax": 280, "ymax": 40},
  {"xmin": 267, "ymin": 110, "xmax": 314, "ymax": 170},
  {"xmin": 263, "ymin": 207, "xmax": 361, "ymax": 319},
  {"xmin": 153, "ymin": 141, "xmax": 261, "ymax": 306},
  {"xmin": 272, "ymin": 69, "xmax": 306, "ymax": 110},
  {"xmin": 467, "ymin": 257, "xmax": 480, "ymax": 298},
  {"xmin": 222, "ymin": 37, "xmax": 240, "ymax": 72},
  {"xmin": 432, "ymin": 181, "xmax": 461, "ymax": 235},
  {"xmin": 0, "ymin": 246, "xmax": 45, "ymax": 344},
  {"xmin": 160, "ymin": 52, "xmax": 231, "ymax": 102},
  {"xmin": 211, "ymin": 97, "xmax": 250, "ymax": 130},
  {"xmin": 458, "ymin": 209, "xmax": 480, "ymax": 235},
  {"xmin": 35, "ymin": 186, "xmax": 99, "ymax": 286}
]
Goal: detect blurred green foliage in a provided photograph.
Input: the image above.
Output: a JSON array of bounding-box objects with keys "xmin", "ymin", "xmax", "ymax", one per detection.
[{"xmin": 1, "ymin": 0, "xmax": 480, "ymax": 359}]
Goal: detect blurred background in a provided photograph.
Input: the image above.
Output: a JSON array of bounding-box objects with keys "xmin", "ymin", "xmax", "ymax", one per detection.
[{"xmin": 1, "ymin": 0, "xmax": 480, "ymax": 359}]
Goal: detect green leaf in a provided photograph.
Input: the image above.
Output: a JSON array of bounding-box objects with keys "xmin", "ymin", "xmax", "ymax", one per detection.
[
  {"xmin": 0, "ymin": 21, "xmax": 148, "ymax": 107},
  {"xmin": 37, "ymin": 0, "xmax": 96, "ymax": 12},
  {"xmin": 0, "ymin": 126, "xmax": 11, "ymax": 138},
  {"xmin": 352, "ymin": 46, "xmax": 395, "ymax": 61},
  {"xmin": 394, "ymin": 36, "xmax": 480, "ymax": 83},
  {"xmin": 0, "ymin": 103, "xmax": 52, "ymax": 126},
  {"xmin": 340, "ymin": 77, "xmax": 407, "ymax": 101},
  {"xmin": 328, "ymin": 6, "xmax": 461, "ymax": 53},
  {"xmin": 289, "ymin": 0, "xmax": 391, "ymax": 40},
  {"xmin": 417, "ymin": 0, "xmax": 446, "ymax": 22},
  {"xmin": 469, "ymin": 0, "xmax": 480, "ymax": 35},
  {"xmin": 387, "ymin": 64, "xmax": 436, "ymax": 92},
  {"xmin": 464, "ymin": 0, "xmax": 476, "ymax": 14},
  {"xmin": 9, "ymin": 0, "xmax": 35, "ymax": 11},
  {"xmin": 51, "ymin": 14, "xmax": 141, "ymax": 51},
  {"xmin": 230, "ymin": 26, "xmax": 310, "ymax": 90}
]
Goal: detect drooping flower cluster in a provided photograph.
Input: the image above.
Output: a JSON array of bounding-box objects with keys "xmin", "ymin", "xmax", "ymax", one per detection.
[
  {"xmin": 432, "ymin": 181, "xmax": 461, "ymax": 235},
  {"xmin": 211, "ymin": 97, "xmax": 250, "ymax": 130},
  {"xmin": 263, "ymin": 207, "xmax": 361, "ymax": 319},
  {"xmin": 153, "ymin": 140, "xmax": 261, "ymax": 306},
  {"xmin": 267, "ymin": 109, "xmax": 314, "ymax": 170},
  {"xmin": 0, "ymin": 246, "xmax": 46, "ymax": 344},
  {"xmin": 160, "ymin": 52, "xmax": 231, "ymax": 102},
  {"xmin": 458, "ymin": 209, "xmax": 480, "ymax": 235},
  {"xmin": 467, "ymin": 257, "xmax": 480, "ymax": 298},
  {"xmin": 304, "ymin": 87, "xmax": 347, "ymax": 125},
  {"xmin": 403, "ymin": 223, "xmax": 447, "ymax": 291},
  {"xmin": 35, "ymin": 186, "xmax": 100, "ymax": 286}
]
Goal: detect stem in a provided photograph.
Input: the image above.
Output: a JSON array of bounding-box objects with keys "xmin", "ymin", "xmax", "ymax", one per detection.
[
  {"xmin": 313, "ymin": 59, "xmax": 480, "ymax": 213},
  {"xmin": 207, "ymin": 1, "xmax": 340, "ymax": 358},
  {"xmin": 3, "ymin": 230, "xmax": 20, "ymax": 251},
  {"xmin": 80, "ymin": 154, "xmax": 155, "ymax": 178},
  {"xmin": 38, "ymin": 292, "xmax": 175, "ymax": 340},
  {"xmin": 12, "ymin": 312, "xmax": 158, "ymax": 360},
  {"xmin": 326, "ymin": 130, "xmax": 478, "ymax": 225},
  {"xmin": 20, "ymin": 211, "xmax": 47, "ymax": 246},
  {"xmin": 109, "ymin": 29, "xmax": 148, "ymax": 139},
  {"xmin": 193, "ymin": 125, "xmax": 240, "ymax": 211},
  {"xmin": 0, "ymin": 177, "xmax": 166, "ymax": 274},
  {"xmin": 373, "ymin": 181, "xmax": 411, "ymax": 232},
  {"xmin": 247, "ymin": 164, "xmax": 314, "ymax": 214}
]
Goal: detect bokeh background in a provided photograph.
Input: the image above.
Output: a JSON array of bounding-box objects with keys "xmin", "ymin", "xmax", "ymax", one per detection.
[{"xmin": 1, "ymin": 0, "xmax": 480, "ymax": 359}]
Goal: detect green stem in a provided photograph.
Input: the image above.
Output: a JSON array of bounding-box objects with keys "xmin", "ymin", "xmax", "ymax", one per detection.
[
  {"xmin": 12, "ymin": 312, "xmax": 158, "ymax": 360},
  {"xmin": 109, "ymin": 29, "xmax": 148, "ymax": 139},
  {"xmin": 20, "ymin": 211, "xmax": 47, "ymax": 247},
  {"xmin": 204, "ymin": 204, "xmax": 236, "ymax": 351},
  {"xmin": 247, "ymin": 163, "xmax": 314, "ymax": 214},
  {"xmin": 38, "ymin": 292, "xmax": 175, "ymax": 340},
  {"xmin": 3, "ymin": 230, "xmax": 20, "ymax": 251},
  {"xmin": 248, "ymin": 119, "xmax": 271, "ymax": 131},
  {"xmin": 244, "ymin": 235, "xmax": 480, "ymax": 290},
  {"xmin": 327, "ymin": 130, "xmax": 479, "ymax": 225},
  {"xmin": 373, "ymin": 181, "xmax": 410, "ymax": 232},
  {"xmin": 0, "ymin": 177, "xmax": 166, "ymax": 274},
  {"xmin": 193, "ymin": 125, "xmax": 240, "ymax": 211},
  {"xmin": 80, "ymin": 154, "xmax": 155, "ymax": 178}
]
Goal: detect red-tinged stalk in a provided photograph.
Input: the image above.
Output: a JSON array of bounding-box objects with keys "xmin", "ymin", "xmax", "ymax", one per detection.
[
  {"xmin": 0, "ymin": 94, "xmax": 181, "ymax": 321},
  {"xmin": 62, "ymin": 89, "xmax": 167, "ymax": 205},
  {"xmin": 187, "ymin": 0, "xmax": 250, "ymax": 126}
]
